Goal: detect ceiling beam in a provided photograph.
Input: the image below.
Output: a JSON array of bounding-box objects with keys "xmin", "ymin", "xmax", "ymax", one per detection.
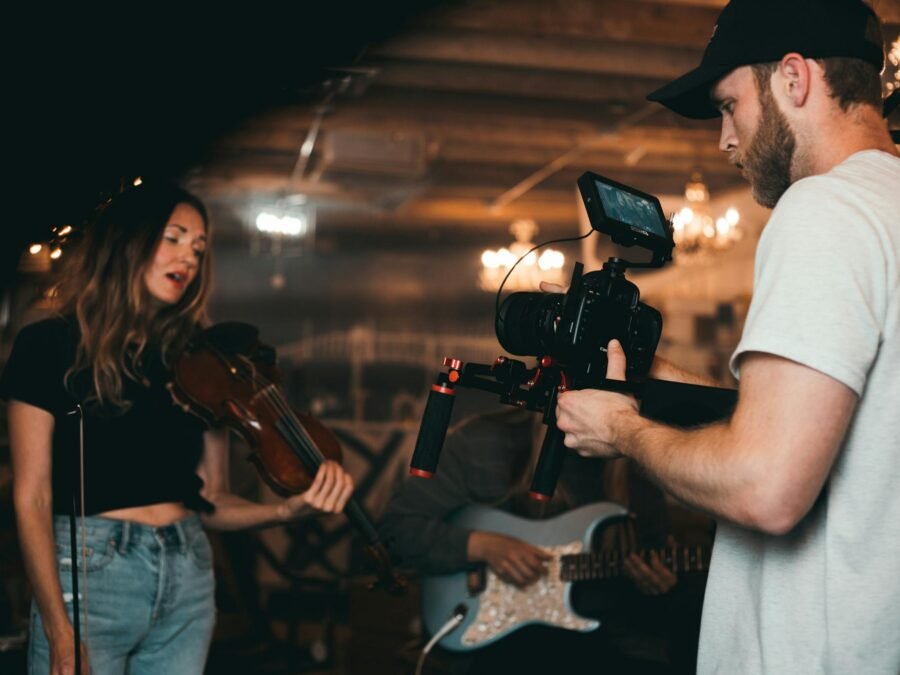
[
  {"xmin": 414, "ymin": 0, "xmax": 722, "ymax": 49},
  {"xmin": 368, "ymin": 29, "xmax": 703, "ymax": 80},
  {"xmin": 216, "ymin": 118, "xmax": 724, "ymax": 165},
  {"xmin": 370, "ymin": 60, "xmax": 670, "ymax": 104},
  {"xmin": 221, "ymin": 89, "xmax": 716, "ymax": 145}
]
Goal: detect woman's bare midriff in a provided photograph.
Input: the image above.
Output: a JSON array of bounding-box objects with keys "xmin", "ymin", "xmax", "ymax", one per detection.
[{"xmin": 100, "ymin": 502, "xmax": 191, "ymax": 527}]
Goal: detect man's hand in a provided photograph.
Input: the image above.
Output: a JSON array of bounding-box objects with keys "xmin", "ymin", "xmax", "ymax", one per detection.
[
  {"xmin": 281, "ymin": 461, "xmax": 354, "ymax": 521},
  {"xmin": 623, "ymin": 536, "xmax": 679, "ymax": 596},
  {"xmin": 556, "ymin": 339, "xmax": 639, "ymax": 458},
  {"xmin": 538, "ymin": 281, "xmax": 566, "ymax": 294},
  {"xmin": 468, "ymin": 531, "xmax": 551, "ymax": 587}
]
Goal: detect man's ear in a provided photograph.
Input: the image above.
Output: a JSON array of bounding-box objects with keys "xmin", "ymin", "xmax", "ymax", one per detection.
[{"xmin": 778, "ymin": 53, "xmax": 812, "ymax": 108}]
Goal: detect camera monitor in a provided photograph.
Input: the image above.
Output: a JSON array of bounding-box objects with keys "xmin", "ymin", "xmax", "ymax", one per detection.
[{"xmin": 577, "ymin": 171, "xmax": 673, "ymax": 257}]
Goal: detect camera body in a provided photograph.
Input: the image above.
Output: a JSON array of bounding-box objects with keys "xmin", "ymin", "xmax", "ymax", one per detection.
[
  {"xmin": 495, "ymin": 171, "xmax": 674, "ymax": 384},
  {"xmin": 496, "ymin": 260, "xmax": 662, "ymax": 385},
  {"xmin": 410, "ymin": 172, "xmax": 741, "ymax": 501}
]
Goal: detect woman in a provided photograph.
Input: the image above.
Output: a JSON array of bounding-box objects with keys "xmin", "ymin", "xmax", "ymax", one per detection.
[{"xmin": 0, "ymin": 182, "xmax": 354, "ymax": 675}]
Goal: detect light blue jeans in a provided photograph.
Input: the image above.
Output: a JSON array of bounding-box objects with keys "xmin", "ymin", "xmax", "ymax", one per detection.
[{"xmin": 29, "ymin": 514, "xmax": 216, "ymax": 675}]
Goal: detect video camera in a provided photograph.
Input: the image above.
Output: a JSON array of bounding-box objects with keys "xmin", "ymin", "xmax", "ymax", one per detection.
[{"xmin": 410, "ymin": 172, "xmax": 737, "ymax": 500}]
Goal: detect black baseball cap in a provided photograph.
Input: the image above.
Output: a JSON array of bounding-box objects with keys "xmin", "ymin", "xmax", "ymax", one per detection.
[{"xmin": 647, "ymin": 0, "xmax": 885, "ymax": 119}]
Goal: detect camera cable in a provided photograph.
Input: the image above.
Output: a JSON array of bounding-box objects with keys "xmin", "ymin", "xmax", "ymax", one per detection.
[{"xmin": 495, "ymin": 230, "xmax": 595, "ymax": 316}]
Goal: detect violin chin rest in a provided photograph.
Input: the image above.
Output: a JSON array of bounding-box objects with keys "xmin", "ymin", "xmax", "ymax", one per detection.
[{"xmin": 200, "ymin": 322, "xmax": 276, "ymax": 364}]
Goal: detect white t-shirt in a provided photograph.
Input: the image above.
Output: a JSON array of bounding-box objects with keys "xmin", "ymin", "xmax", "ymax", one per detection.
[{"xmin": 697, "ymin": 150, "xmax": 900, "ymax": 675}]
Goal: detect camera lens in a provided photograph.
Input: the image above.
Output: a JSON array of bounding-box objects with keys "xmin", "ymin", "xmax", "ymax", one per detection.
[{"xmin": 495, "ymin": 292, "xmax": 563, "ymax": 356}]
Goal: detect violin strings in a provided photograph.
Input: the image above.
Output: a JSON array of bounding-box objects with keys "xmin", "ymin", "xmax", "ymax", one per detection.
[
  {"xmin": 227, "ymin": 360, "xmax": 326, "ymax": 469},
  {"xmin": 208, "ymin": 351, "xmax": 396, "ymax": 570}
]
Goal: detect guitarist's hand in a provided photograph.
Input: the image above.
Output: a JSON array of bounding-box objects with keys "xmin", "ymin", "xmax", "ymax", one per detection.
[
  {"xmin": 468, "ymin": 531, "xmax": 551, "ymax": 587},
  {"xmin": 623, "ymin": 537, "xmax": 678, "ymax": 596}
]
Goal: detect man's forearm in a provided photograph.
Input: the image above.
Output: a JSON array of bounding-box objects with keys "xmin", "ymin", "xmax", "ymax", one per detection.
[
  {"xmin": 614, "ymin": 413, "xmax": 767, "ymax": 530},
  {"xmin": 649, "ymin": 355, "xmax": 723, "ymax": 387}
]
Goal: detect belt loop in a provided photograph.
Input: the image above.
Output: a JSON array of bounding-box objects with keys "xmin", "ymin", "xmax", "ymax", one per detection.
[
  {"xmin": 118, "ymin": 521, "xmax": 131, "ymax": 554},
  {"xmin": 174, "ymin": 520, "xmax": 187, "ymax": 555}
]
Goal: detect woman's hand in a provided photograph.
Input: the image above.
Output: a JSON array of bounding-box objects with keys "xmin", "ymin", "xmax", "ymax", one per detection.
[
  {"xmin": 468, "ymin": 531, "xmax": 551, "ymax": 587},
  {"xmin": 49, "ymin": 627, "xmax": 90, "ymax": 675},
  {"xmin": 279, "ymin": 461, "xmax": 354, "ymax": 521}
]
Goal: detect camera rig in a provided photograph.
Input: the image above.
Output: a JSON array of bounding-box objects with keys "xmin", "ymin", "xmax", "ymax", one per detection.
[{"xmin": 410, "ymin": 172, "xmax": 738, "ymax": 500}]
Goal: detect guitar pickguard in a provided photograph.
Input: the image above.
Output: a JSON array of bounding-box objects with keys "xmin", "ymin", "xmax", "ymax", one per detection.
[
  {"xmin": 421, "ymin": 501, "xmax": 627, "ymax": 651},
  {"xmin": 461, "ymin": 541, "xmax": 599, "ymax": 647}
]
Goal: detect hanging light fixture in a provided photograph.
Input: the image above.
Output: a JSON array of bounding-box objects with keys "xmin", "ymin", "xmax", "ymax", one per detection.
[
  {"xmin": 886, "ymin": 36, "xmax": 899, "ymax": 95},
  {"xmin": 249, "ymin": 198, "xmax": 316, "ymax": 290},
  {"xmin": 479, "ymin": 219, "xmax": 565, "ymax": 292},
  {"xmin": 671, "ymin": 171, "xmax": 741, "ymax": 262}
]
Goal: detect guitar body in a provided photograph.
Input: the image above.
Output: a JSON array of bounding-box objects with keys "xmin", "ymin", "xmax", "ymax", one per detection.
[{"xmin": 421, "ymin": 501, "xmax": 628, "ymax": 652}]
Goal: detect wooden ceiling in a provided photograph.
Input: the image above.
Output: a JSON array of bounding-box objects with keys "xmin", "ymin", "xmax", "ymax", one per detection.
[{"xmin": 187, "ymin": 0, "xmax": 900, "ymax": 251}]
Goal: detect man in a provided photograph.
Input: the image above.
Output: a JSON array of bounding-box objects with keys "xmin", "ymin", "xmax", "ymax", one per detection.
[{"xmin": 555, "ymin": 0, "xmax": 900, "ymax": 673}]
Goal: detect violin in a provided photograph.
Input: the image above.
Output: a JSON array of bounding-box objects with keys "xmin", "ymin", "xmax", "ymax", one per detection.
[{"xmin": 167, "ymin": 321, "xmax": 406, "ymax": 595}]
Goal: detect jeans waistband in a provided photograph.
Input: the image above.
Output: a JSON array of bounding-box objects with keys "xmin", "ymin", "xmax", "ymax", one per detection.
[{"xmin": 53, "ymin": 514, "xmax": 204, "ymax": 554}]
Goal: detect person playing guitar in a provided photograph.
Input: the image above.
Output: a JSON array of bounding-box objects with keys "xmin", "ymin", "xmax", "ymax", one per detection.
[{"xmin": 380, "ymin": 407, "xmax": 710, "ymax": 674}]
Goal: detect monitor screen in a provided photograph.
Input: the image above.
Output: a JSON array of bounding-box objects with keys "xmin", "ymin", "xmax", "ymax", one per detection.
[{"xmin": 595, "ymin": 179, "xmax": 667, "ymax": 239}]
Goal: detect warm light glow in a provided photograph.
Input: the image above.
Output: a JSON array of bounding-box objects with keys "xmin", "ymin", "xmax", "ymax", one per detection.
[
  {"xmin": 133, "ymin": 176, "xmax": 143, "ymax": 186},
  {"xmin": 58, "ymin": 225, "xmax": 73, "ymax": 236},
  {"xmin": 481, "ymin": 250, "xmax": 499, "ymax": 269},
  {"xmin": 725, "ymin": 207, "xmax": 740, "ymax": 225},
  {"xmin": 887, "ymin": 37, "xmax": 899, "ymax": 94},
  {"xmin": 538, "ymin": 249, "xmax": 565, "ymax": 271},
  {"xmin": 716, "ymin": 217, "xmax": 730, "ymax": 236},
  {"xmin": 50, "ymin": 248, "xmax": 62, "ymax": 260},
  {"xmin": 673, "ymin": 173, "xmax": 741, "ymax": 263},
  {"xmin": 479, "ymin": 219, "xmax": 565, "ymax": 291},
  {"xmin": 29, "ymin": 243, "xmax": 43, "ymax": 255},
  {"xmin": 255, "ymin": 212, "xmax": 307, "ymax": 236}
]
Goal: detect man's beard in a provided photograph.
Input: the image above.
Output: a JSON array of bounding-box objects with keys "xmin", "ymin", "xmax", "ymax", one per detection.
[{"xmin": 739, "ymin": 87, "xmax": 797, "ymax": 208}]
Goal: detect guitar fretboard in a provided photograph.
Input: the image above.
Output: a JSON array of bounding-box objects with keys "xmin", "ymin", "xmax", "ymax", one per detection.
[{"xmin": 559, "ymin": 545, "xmax": 710, "ymax": 582}]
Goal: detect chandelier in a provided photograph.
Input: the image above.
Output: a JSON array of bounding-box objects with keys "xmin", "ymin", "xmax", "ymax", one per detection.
[
  {"xmin": 887, "ymin": 36, "xmax": 899, "ymax": 95},
  {"xmin": 249, "ymin": 199, "xmax": 316, "ymax": 290},
  {"xmin": 671, "ymin": 172, "xmax": 741, "ymax": 261},
  {"xmin": 480, "ymin": 219, "xmax": 565, "ymax": 292}
]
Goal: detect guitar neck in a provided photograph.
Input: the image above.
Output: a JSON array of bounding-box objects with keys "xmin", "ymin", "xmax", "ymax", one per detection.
[{"xmin": 560, "ymin": 545, "xmax": 710, "ymax": 582}]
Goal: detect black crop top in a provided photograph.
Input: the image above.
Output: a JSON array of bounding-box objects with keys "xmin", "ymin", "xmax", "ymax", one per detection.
[{"xmin": 0, "ymin": 317, "xmax": 210, "ymax": 515}]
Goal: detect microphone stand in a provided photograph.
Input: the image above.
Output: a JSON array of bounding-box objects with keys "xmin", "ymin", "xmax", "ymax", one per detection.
[{"xmin": 66, "ymin": 406, "xmax": 84, "ymax": 674}]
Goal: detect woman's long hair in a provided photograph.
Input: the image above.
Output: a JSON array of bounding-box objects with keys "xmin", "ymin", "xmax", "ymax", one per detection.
[{"xmin": 54, "ymin": 182, "xmax": 212, "ymax": 411}]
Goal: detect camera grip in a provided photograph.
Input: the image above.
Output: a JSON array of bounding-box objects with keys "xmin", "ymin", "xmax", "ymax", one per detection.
[
  {"xmin": 528, "ymin": 422, "xmax": 567, "ymax": 501},
  {"xmin": 410, "ymin": 381, "xmax": 456, "ymax": 478}
]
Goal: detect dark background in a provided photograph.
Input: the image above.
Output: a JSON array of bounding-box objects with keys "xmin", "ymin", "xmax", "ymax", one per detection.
[{"xmin": 3, "ymin": 3, "xmax": 442, "ymax": 286}]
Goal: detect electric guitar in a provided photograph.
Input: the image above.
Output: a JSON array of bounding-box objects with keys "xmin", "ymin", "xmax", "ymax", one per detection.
[{"xmin": 421, "ymin": 502, "xmax": 710, "ymax": 652}]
